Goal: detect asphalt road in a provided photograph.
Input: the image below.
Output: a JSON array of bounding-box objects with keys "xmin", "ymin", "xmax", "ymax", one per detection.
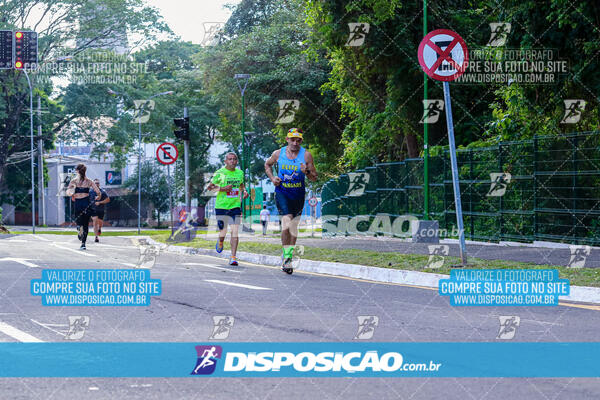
[{"xmin": 0, "ymin": 234, "xmax": 599, "ymax": 399}]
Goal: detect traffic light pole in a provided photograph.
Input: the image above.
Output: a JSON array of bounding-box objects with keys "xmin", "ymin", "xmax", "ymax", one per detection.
[{"xmin": 184, "ymin": 107, "xmax": 190, "ymax": 210}]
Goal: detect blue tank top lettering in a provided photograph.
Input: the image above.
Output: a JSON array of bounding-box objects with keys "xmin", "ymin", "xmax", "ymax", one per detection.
[{"xmin": 276, "ymin": 146, "xmax": 306, "ymax": 198}]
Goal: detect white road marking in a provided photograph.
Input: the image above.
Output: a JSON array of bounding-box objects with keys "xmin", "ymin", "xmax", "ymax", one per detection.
[
  {"xmin": 0, "ymin": 321, "xmax": 44, "ymax": 342},
  {"xmin": 34, "ymin": 235, "xmax": 51, "ymax": 242},
  {"xmin": 51, "ymin": 242, "xmax": 95, "ymax": 257},
  {"xmin": 118, "ymin": 262, "xmax": 139, "ymax": 268},
  {"xmin": 0, "ymin": 257, "xmax": 41, "ymax": 268},
  {"xmin": 4, "ymin": 239, "xmax": 28, "ymax": 243},
  {"xmin": 204, "ymin": 279, "xmax": 272, "ymax": 290},
  {"xmin": 30, "ymin": 319, "xmax": 67, "ymax": 337},
  {"xmin": 182, "ymin": 263, "xmax": 242, "ymax": 273},
  {"xmin": 94, "ymin": 244, "xmax": 134, "ymax": 249}
]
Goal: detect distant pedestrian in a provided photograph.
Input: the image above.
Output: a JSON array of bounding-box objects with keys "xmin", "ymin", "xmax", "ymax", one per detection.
[
  {"xmin": 90, "ymin": 179, "xmax": 110, "ymax": 243},
  {"xmin": 66, "ymin": 164, "xmax": 101, "ymax": 250},
  {"xmin": 259, "ymin": 206, "xmax": 270, "ymax": 235}
]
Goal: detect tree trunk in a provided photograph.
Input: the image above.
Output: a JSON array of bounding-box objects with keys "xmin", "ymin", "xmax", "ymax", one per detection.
[{"xmin": 406, "ymin": 133, "xmax": 419, "ymax": 159}]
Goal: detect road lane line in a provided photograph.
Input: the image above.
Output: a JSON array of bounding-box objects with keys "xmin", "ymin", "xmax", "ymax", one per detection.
[
  {"xmin": 118, "ymin": 262, "xmax": 139, "ymax": 267},
  {"xmin": 182, "ymin": 263, "xmax": 242, "ymax": 273},
  {"xmin": 30, "ymin": 319, "xmax": 66, "ymax": 337},
  {"xmin": 0, "ymin": 321, "xmax": 44, "ymax": 342},
  {"xmin": 51, "ymin": 243, "xmax": 95, "ymax": 257},
  {"xmin": 204, "ymin": 279, "xmax": 272, "ymax": 290},
  {"xmin": 0, "ymin": 257, "xmax": 41, "ymax": 268}
]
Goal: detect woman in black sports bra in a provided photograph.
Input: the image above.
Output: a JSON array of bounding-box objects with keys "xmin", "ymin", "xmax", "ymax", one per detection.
[{"xmin": 66, "ymin": 164, "xmax": 101, "ymax": 250}]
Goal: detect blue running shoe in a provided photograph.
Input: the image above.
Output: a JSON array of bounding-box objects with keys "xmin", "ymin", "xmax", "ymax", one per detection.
[{"xmin": 216, "ymin": 239, "xmax": 224, "ymax": 253}]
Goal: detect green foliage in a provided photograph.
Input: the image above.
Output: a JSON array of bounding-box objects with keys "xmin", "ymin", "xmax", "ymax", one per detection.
[{"xmin": 201, "ymin": 0, "xmax": 343, "ymax": 182}]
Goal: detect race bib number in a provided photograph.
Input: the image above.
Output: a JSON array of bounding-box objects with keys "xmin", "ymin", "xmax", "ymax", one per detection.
[{"xmin": 226, "ymin": 188, "xmax": 240, "ymax": 198}]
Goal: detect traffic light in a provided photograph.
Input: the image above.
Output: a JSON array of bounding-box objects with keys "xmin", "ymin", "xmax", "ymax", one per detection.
[
  {"xmin": 173, "ymin": 116, "xmax": 189, "ymax": 140},
  {"xmin": 14, "ymin": 31, "xmax": 38, "ymax": 69},
  {"xmin": 0, "ymin": 31, "xmax": 12, "ymax": 69}
]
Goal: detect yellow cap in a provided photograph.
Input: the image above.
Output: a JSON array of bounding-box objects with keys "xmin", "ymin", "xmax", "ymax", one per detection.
[{"xmin": 287, "ymin": 128, "xmax": 303, "ymax": 139}]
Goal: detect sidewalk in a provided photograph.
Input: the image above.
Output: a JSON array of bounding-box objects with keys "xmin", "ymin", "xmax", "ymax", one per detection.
[{"xmin": 226, "ymin": 232, "xmax": 600, "ymax": 269}]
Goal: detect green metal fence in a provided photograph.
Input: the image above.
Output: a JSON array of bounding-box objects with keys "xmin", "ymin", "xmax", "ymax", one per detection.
[{"xmin": 321, "ymin": 132, "xmax": 600, "ymax": 245}]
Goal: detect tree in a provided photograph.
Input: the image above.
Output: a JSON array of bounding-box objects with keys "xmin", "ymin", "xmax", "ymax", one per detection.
[
  {"xmin": 0, "ymin": 0, "xmax": 169, "ymax": 206},
  {"xmin": 201, "ymin": 0, "xmax": 343, "ymax": 181}
]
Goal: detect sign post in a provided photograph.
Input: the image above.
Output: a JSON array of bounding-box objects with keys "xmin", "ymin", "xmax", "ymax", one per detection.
[
  {"xmin": 418, "ymin": 29, "xmax": 469, "ymax": 265},
  {"xmin": 157, "ymin": 142, "xmax": 178, "ymax": 234},
  {"xmin": 308, "ymin": 196, "xmax": 318, "ymax": 237}
]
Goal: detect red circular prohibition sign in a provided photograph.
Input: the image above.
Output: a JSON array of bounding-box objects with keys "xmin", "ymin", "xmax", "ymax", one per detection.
[
  {"xmin": 156, "ymin": 142, "xmax": 179, "ymax": 165},
  {"xmin": 418, "ymin": 29, "xmax": 469, "ymax": 82}
]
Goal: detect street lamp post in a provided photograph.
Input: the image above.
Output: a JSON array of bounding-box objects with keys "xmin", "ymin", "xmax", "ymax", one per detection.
[
  {"xmin": 23, "ymin": 70, "xmax": 35, "ymax": 233},
  {"xmin": 234, "ymin": 74, "xmax": 251, "ymax": 228}
]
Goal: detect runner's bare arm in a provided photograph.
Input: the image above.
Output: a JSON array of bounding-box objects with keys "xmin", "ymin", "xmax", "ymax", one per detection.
[
  {"xmin": 265, "ymin": 149, "xmax": 281, "ymax": 185},
  {"xmin": 240, "ymin": 183, "xmax": 249, "ymax": 199},
  {"xmin": 304, "ymin": 151, "xmax": 318, "ymax": 182},
  {"xmin": 66, "ymin": 179, "xmax": 76, "ymax": 196},
  {"xmin": 89, "ymin": 179, "xmax": 101, "ymax": 200}
]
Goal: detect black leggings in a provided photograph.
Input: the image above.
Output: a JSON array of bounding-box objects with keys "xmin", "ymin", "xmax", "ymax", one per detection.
[{"xmin": 74, "ymin": 198, "xmax": 91, "ymax": 244}]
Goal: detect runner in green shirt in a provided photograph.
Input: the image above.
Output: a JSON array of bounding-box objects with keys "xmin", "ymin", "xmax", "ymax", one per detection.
[{"xmin": 207, "ymin": 152, "xmax": 248, "ymax": 265}]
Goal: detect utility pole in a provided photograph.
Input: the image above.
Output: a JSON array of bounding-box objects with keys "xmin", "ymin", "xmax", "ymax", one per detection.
[
  {"xmin": 37, "ymin": 96, "xmax": 45, "ymax": 226},
  {"xmin": 184, "ymin": 106, "xmax": 190, "ymax": 210}
]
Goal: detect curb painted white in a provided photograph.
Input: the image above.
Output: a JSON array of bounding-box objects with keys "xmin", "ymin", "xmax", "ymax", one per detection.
[{"xmin": 143, "ymin": 237, "xmax": 600, "ymax": 305}]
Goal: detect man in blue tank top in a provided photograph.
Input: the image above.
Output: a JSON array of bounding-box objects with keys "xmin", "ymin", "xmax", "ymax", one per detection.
[{"xmin": 264, "ymin": 128, "xmax": 318, "ymax": 274}]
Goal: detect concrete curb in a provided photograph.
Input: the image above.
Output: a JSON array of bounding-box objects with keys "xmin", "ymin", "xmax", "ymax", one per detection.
[{"xmin": 143, "ymin": 237, "xmax": 600, "ymax": 305}]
